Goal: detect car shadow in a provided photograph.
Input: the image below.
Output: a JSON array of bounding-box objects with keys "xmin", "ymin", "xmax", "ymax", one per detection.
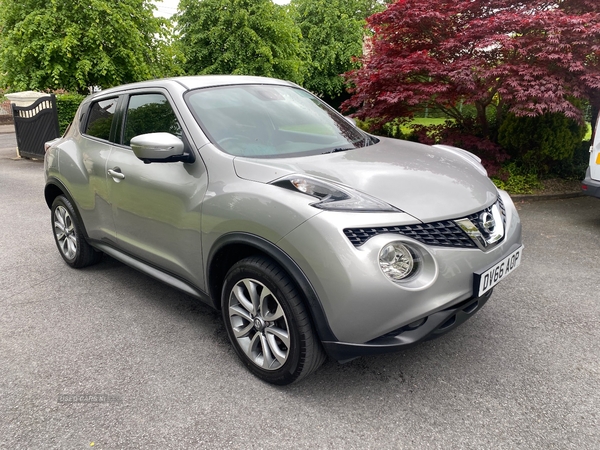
[{"xmin": 85, "ymin": 254, "xmax": 489, "ymax": 398}]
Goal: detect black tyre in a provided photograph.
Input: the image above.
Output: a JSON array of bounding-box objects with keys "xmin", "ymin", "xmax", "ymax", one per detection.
[
  {"xmin": 51, "ymin": 195, "xmax": 102, "ymax": 268},
  {"xmin": 221, "ymin": 256, "xmax": 326, "ymax": 385}
]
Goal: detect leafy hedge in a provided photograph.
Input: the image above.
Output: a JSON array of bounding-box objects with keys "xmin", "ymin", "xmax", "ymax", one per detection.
[
  {"xmin": 498, "ymin": 112, "xmax": 587, "ymax": 173},
  {"xmin": 56, "ymin": 93, "xmax": 86, "ymax": 135}
]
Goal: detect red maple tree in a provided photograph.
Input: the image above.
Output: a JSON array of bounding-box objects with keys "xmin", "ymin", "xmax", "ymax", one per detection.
[{"xmin": 343, "ymin": 0, "xmax": 600, "ymax": 137}]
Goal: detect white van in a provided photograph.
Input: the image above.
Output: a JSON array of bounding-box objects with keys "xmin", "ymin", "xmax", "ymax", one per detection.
[{"xmin": 583, "ymin": 115, "xmax": 600, "ymax": 198}]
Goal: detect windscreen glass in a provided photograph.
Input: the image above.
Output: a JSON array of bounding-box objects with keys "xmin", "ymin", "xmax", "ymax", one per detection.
[{"xmin": 186, "ymin": 85, "xmax": 371, "ymax": 157}]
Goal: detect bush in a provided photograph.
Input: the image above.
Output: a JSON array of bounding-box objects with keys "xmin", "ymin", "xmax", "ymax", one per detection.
[
  {"xmin": 56, "ymin": 93, "xmax": 86, "ymax": 135},
  {"xmin": 548, "ymin": 139, "xmax": 592, "ymax": 180},
  {"xmin": 491, "ymin": 162, "xmax": 542, "ymax": 195},
  {"xmin": 355, "ymin": 117, "xmax": 408, "ymax": 139},
  {"xmin": 498, "ymin": 112, "xmax": 587, "ymax": 173}
]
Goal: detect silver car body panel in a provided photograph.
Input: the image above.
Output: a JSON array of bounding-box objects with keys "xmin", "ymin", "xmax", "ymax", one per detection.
[
  {"xmin": 232, "ymin": 138, "xmax": 499, "ymax": 223},
  {"xmin": 48, "ymin": 129, "xmax": 116, "ymax": 244},
  {"xmin": 106, "ymin": 145, "xmax": 207, "ymax": 287}
]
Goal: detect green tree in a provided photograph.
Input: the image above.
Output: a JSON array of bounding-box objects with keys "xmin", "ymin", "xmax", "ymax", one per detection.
[
  {"xmin": 290, "ymin": 0, "xmax": 386, "ymax": 99},
  {"xmin": 0, "ymin": 0, "xmax": 170, "ymax": 93},
  {"xmin": 154, "ymin": 19, "xmax": 187, "ymax": 80},
  {"xmin": 176, "ymin": 0, "xmax": 306, "ymax": 84}
]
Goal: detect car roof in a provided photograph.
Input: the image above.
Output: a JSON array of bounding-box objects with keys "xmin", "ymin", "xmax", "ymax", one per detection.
[{"xmin": 96, "ymin": 75, "xmax": 297, "ymax": 97}]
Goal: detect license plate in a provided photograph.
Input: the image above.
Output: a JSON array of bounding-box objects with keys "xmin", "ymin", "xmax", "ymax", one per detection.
[{"xmin": 474, "ymin": 245, "xmax": 523, "ymax": 297}]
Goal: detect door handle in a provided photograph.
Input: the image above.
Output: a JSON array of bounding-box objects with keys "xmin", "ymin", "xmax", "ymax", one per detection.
[{"xmin": 107, "ymin": 168, "xmax": 125, "ymax": 180}]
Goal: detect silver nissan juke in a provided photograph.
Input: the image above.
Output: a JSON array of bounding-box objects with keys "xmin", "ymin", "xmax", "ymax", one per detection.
[{"xmin": 44, "ymin": 76, "xmax": 523, "ymax": 385}]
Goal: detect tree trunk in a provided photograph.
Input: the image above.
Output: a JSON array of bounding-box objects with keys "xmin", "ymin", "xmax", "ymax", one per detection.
[
  {"xmin": 475, "ymin": 101, "xmax": 489, "ymax": 138},
  {"xmin": 493, "ymin": 99, "xmax": 506, "ymax": 143}
]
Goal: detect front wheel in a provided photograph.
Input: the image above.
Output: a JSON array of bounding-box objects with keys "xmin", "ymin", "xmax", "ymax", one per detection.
[
  {"xmin": 221, "ymin": 256, "xmax": 326, "ymax": 385},
  {"xmin": 51, "ymin": 195, "xmax": 102, "ymax": 268}
]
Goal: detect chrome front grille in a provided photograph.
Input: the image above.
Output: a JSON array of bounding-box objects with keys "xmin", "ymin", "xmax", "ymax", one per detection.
[
  {"xmin": 343, "ymin": 197, "xmax": 506, "ymax": 249},
  {"xmin": 343, "ymin": 221, "xmax": 476, "ymax": 248}
]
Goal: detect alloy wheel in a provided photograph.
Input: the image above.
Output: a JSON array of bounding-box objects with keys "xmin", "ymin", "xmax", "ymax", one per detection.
[
  {"xmin": 227, "ymin": 278, "xmax": 291, "ymax": 370},
  {"xmin": 53, "ymin": 205, "xmax": 77, "ymax": 260}
]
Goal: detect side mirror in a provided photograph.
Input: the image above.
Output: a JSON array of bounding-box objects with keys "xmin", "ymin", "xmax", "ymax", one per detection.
[
  {"xmin": 130, "ymin": 132, "xmax": 191, "ymax": 163},
  {"xmin": 344, "ymin": 116, "xmax": 357, "ymax": 126}
]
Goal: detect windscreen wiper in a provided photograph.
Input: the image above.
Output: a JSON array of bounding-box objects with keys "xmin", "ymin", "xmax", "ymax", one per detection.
[{"xmin": 324, "ymin": 147, "xmax": 354, "ymax": 154}]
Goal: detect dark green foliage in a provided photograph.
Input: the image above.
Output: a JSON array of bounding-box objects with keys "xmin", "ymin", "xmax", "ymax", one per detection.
[
  {"xmin": 548, "ymin": 139, "xmax": 593, "ymax": 180},
  {"xmin": 124, "ymin": 102, "xmax": 181, "ymax": 145},
  {"xmin": 86, "ymin": 117, "xmax": 113, "ymax": 141},
  {"xmin": 56, "ymin": 93, "xmax": 85, "ymax": 135},
  {"xmin": 381, "ymin": 121, "xmax": 407, "ymax": 140},
  {"xmin": 290, "ymin": 0, "xmax": 385, "ymax": 98},
  {"xmin": 176, "ymin": 0, "xmax": 306, "ymax": 84},
  {"xmin": 498, "ymin": 112, "xmax": 587, "ymax": 172},
  {"xmin": 493, "ymin": 123, "xmax": 590, "ymax": 194},
  {"xmin": 355, "ymin": 118, "xmax": 407, "ymax": 139},
  {"xmin": 0, "ymin": 0, "xmax": 169, "ymax": 93},
  {"xmin": 491, "ymin": 162, "xmax": 542, "ymax": 195}
]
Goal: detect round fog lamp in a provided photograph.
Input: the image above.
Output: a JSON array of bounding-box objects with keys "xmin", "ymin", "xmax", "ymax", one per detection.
[{"xmin": 379, "ymin": 242, "xmax": 419, "ymax": 281}]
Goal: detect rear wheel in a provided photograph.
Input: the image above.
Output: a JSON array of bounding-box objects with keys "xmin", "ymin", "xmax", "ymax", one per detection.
[
  {"xmin": 51, "ymin": 195, "xmax": 102, "ymax": 268},
  {"xmin": 222, "ymin": 256, "xmax": 326, "ymax": 385}
]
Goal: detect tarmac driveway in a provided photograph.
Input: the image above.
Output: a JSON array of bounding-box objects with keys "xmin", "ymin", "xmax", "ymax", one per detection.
[{"xmin": 1, "ymin": 134, "xmax": 599, "ymax": 449}]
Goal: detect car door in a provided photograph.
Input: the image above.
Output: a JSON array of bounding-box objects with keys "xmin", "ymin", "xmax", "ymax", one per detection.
[
  {"xmin": 75, "ymin": 96, "xmax": 120, "ymax": 243},
  {"xmin": 106, "ymin": 91, "xmax": 208, "ymax": 289}
]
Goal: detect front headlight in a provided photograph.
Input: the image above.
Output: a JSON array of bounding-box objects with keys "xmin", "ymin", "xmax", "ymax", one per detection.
[{"xmin": 271, "ymin": 175, "xmax": 400, "ymax": 212}]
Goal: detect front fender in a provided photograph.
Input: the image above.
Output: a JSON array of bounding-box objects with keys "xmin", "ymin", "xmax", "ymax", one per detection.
[{"xmin": 207, "ymin": 232, "xmax": 338, "ymax": 344}]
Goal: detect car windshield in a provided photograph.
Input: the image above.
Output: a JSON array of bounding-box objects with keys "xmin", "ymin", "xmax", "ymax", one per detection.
[{"xmin": 185, "ymin": 84, "xmax": 371, "ymax": 157}]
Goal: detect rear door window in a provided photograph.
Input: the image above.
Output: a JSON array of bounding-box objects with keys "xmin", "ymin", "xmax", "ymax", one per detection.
[{"xmin": 84, "ymin": 98, "xmax": 118, "ymax": 141}]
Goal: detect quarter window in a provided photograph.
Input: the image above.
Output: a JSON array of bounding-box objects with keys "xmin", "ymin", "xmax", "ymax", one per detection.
[
  {"xmin": 84, "ymin": 98, "xmax": 117, "ymax": 141},
  {"xmin": 123, "ymin": 94, "xmax": 182, "ymax": 146}
]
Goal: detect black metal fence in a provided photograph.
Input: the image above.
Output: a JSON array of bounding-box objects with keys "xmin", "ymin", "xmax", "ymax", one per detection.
[{"xmin": 12, "ymin": 95, "xmax": 60, "ymax": 159}]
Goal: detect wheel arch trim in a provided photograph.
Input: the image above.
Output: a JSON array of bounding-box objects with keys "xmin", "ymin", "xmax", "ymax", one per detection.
[
  {"xmin": 45, "ymin": 177, "xmax": 71, "ymax": 208},
  {"xmin": 44, "ymin": 178, "xmax": 91, "ymax": 239},
  {"xmin": 207, "ymin": 232, "xmax": 338, "ymax": 343}
]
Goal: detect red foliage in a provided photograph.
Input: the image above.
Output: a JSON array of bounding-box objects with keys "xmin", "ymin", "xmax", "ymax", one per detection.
[
  {"xmin": 343, "ymin": 0, "xmax": 600, "ymax": 132},
  {"xmin": 410, "ymin": 121, "xmax": 509, "ymax": 176}
]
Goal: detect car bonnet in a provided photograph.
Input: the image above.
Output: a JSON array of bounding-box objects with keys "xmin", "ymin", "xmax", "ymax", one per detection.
[{"xmin": 232, "ymin": 137, "xmax": 499, "ymax": 223}]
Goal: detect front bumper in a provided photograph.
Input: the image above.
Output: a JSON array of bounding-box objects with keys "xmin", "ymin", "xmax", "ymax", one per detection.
[
  {"xmin": 278, "ymin": 190, "xmax": 521, "ymax": 344},
  {"xmin": 582, "ymin": 168, "xmax": 600, "ymax": 199},
  {"xmin": 322, "ymin": 289, "xmax": 492, "ymax": 362}
]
